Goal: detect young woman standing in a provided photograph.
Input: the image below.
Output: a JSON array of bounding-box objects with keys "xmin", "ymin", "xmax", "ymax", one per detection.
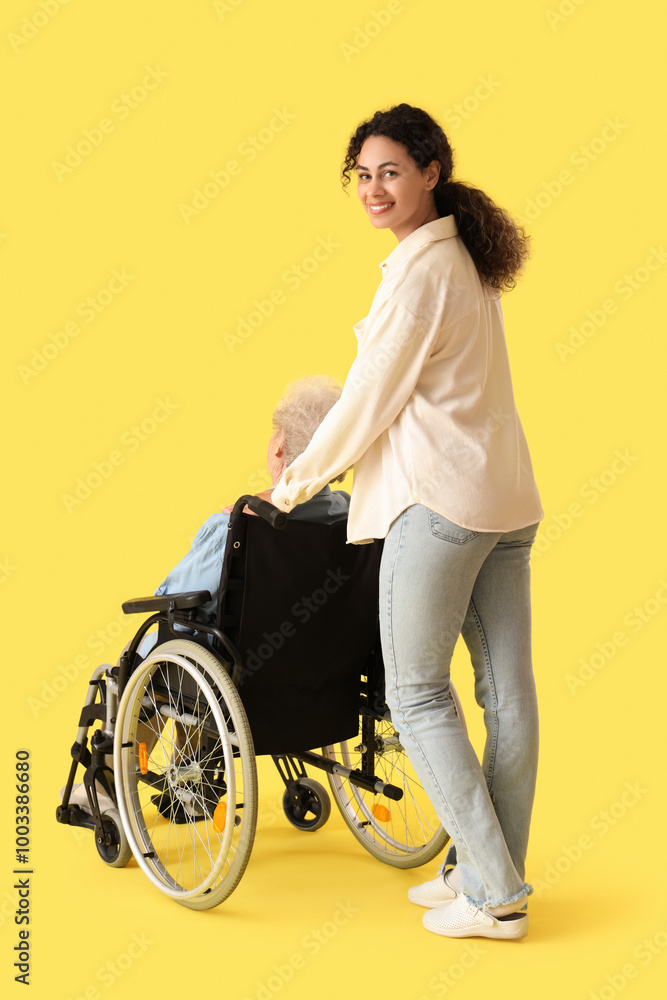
[{"xmin": 268, "ymin": 103, "xmax": 543, "ymax": 940}]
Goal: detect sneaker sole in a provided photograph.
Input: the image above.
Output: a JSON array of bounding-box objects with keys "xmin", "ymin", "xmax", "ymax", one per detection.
[{"xmin": 423, "ymin": 914, "xmax": 529, "ymax": 940}]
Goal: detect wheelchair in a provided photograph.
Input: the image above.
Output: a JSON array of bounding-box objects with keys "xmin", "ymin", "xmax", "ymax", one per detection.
[{"xmin": 56, "ymin": 495, "xmax": 466, "ymax": 910}]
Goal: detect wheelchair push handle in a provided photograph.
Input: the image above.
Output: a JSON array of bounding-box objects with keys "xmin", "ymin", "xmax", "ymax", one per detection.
[{"xmin": 231, "ymin": 494, "xmax": 287, "ymax": 530}]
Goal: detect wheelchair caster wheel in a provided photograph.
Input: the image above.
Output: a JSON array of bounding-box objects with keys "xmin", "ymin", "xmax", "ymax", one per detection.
[
  {"xmin": 94, "ymin": 808, "xmax": 132, "ymax": 868},
  {"xmin": 282, "ymin": 778, "xmax": 331, "ymax": 832}
]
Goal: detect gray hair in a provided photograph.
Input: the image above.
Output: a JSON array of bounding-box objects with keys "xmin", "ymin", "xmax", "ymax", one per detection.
[{"xmin": 272, "ymin": 375, "xmax": 348, "ymax": 484}]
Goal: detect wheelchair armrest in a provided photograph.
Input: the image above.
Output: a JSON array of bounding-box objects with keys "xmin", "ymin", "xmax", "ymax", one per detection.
[{"xmin": 122, "ymin": 591, "xmax": 211, "ymax": 614}]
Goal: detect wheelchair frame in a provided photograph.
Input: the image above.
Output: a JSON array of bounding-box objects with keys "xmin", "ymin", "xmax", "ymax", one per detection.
[{"xmin": 57, "ymin": 494, "xmax": 461, "ymax": 909}]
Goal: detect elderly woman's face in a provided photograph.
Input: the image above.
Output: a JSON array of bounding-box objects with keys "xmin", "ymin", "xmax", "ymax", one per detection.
[{"xmin": 355, "ymin": 134, "xmax": 440, "ymax": 241}]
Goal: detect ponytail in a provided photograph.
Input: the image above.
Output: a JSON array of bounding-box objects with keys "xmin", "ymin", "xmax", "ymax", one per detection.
[{"xmin": 435, "ymin": 179, "xmax": 531, "ymax": 293}]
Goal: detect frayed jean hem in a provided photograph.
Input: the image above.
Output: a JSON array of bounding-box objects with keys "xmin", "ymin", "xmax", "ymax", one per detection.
[{"xmin": 463, "ymin": 882, "xmax": 533, "ymax": 910}]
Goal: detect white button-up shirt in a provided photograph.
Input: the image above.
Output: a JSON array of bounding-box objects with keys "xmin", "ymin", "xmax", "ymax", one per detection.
[{"xmin": 271, "ymin": 214, "xmax": 543, "ymax": 544}]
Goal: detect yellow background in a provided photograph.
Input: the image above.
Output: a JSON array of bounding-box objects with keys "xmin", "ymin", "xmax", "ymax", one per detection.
[{"xmin": 2, "ymin": 0, "xmax": 666, "ymax": 997}]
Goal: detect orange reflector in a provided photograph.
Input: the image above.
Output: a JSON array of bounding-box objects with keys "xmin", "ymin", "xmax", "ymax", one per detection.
[
  {"xmin": 213, "ymin": 801, "xmax": 227, "ymax": 833},
  {"xmin": 372, "ymin": 803, "xmax": 391, "ymax": 823},
  {"xmin": 138, "ymin": 742, "xmax": 148, "ymax": 775}
]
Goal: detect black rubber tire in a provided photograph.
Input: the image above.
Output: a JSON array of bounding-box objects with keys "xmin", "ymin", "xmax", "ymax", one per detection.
[
  {"xmin": 95, "ymin": 808, "xmax": 132, "ymax": 868},
  {"xmin": 282, "ymin": 778, "xmax": 331, "ymax": 832}
]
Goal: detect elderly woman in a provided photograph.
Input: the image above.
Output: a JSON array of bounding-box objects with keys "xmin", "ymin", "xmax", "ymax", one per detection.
[{"xmin": 61, "ymin": 376, "xmax": 351, "ymax": 819}]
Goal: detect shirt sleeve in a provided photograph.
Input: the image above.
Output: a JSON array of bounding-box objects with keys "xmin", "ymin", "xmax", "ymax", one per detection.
[
  {"xmin": 271, "ymin": 296, "xmax": 437, "ymax": 512},
  {"xmin": 154, "ymin": 513, "xmax": 229, "ymax": 617}
]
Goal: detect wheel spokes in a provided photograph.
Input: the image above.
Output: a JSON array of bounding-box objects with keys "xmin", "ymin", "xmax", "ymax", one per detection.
[
  {"xmin": 325, "ymin": 718, "xmax": 443, "ymax": 858},
  {"xmin": 121, "ymin": 655, "xmax": 242, "ymax": 896}
]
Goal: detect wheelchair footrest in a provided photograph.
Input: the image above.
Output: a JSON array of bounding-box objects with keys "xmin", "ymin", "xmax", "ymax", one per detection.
[
  {"xmin": 150, "ymin": 792, "xmax": 209, "ymax": 825},
  {"xmin": 55, "ymin": 803, "xmax": 96, "ymax": 831}
]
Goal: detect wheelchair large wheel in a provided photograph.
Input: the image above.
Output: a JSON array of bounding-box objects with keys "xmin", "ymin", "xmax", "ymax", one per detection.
[
  {"xmin": 322, "ymin": 686, "xmax": 466, "ymax": 869},
  {"xmin": 114, "ymin": 639, "xmax": 257, "ymax": 910}
]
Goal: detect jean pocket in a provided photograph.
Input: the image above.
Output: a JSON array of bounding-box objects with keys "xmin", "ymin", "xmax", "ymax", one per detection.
[{"xmin": 427, "ymin": 509, "xmax": 480, "ymax": 544}]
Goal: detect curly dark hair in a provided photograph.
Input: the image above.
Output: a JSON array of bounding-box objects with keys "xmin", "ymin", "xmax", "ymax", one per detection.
[{"xmin": 341, "ymin": 103, "xmax": 531, "ymax": 293}]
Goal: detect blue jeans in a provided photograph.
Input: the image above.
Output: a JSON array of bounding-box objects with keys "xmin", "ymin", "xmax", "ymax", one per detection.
[{"xmin": 379, "ymin": 504, "xmax": 540, "ymax": 909}]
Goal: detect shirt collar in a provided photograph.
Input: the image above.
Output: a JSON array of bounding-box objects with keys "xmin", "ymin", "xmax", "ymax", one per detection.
[{"xmin": 378, "ymin": 214, "xmax": 458, "ymax": 273}]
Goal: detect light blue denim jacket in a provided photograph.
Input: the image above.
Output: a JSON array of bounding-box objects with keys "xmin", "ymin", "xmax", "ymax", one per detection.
[{"xmin": 154, "ymin": 485, "xmax": 351, "ymax": 621}]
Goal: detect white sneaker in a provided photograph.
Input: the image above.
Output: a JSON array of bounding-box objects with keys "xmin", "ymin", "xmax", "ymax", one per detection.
[
  {"xmin": 408, "ymin": 867, "xmax": 459, "ymax": 907},
  {"xmin": 423, "ymin": 895, "xmax": 529, "ymax": 940},
  {"xmin": 60, "ymin": 782, "xmax": 115, "ymax": 814}
]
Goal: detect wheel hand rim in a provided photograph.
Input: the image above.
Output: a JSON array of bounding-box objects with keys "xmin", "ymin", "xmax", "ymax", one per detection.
[{"xmin": 116, "ymin": 651, "xmax": 237, "ymax": 900}]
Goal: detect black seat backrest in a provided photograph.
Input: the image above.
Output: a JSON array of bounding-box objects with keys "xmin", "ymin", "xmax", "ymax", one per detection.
[{"xmin": 216, "ymin": 513, "xmax": 383, "ymax": 754}]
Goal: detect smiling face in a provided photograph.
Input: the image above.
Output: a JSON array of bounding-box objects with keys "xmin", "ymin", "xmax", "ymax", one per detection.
[{"xmin": 355, "ymin": 134, "xmax": 441, "ymax": 242}]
